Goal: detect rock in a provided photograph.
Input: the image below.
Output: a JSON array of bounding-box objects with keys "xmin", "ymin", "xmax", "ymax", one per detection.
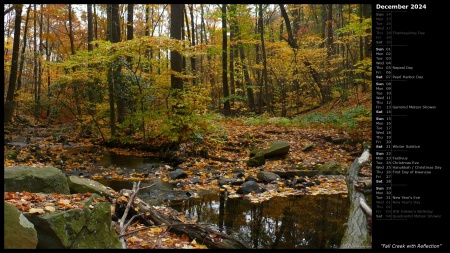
[
  {"xmin": 4, "ymin": 202, "xmax": 38, "ymax": 249},
  {"xmin": 250, "ymin": 140, "xmax": 290, "ymax": 158},
  {"xmin": 256, "ymin": 171, "xmax": 280, "ymax": 183},
  {"xmin": 24, "ymin": 196, "xmax": 122, "ymax": 249},
  {"xmin": 219, "ymin": 178, "xmax": 244, "ymax": 186},
  {"xmin": 245, "ymin": 176, "xmax": 257, "ymax": 182},
  {"xmin": 301, "ymin": 143, "xmax": 315, "ymax": 152},
  {"xmin": 236, "ymin": 181, "xmax": 265, "ymax": 195},
  {"xmin": 246, "ymin": 152, "xmax": 265, "ymax": 167},
  {"xmin": 4, "ymin": 166, "xmax": 70, "ymax": 194},
  {"xmin": 273, "ymin": 170, "xmax": 318, "ymax": 178},
  {"xmin": 67, "ymin": 176, "xmax": 116, "ymax": 198},
  {"xmin": 169, "ymin": 169, "xmax": 188, "ymax": 180},
  {"xmin": 332, "ymin": 137, "xmax": 347, "ymax": 144},
  {"xmin": 190, "ymin": 177, "xmax": 201, "ymax": 184},
  {"xmin": 316, "ymin": 161, "xmax": 347, "ymax": 175}
]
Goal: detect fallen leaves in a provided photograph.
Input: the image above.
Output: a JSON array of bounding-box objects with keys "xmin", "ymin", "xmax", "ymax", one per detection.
[{"xmin": 4, "ymin": 191, "xmax": 101, "ymax": 213}]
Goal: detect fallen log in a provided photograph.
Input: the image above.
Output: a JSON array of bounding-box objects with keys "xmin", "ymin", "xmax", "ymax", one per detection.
[
  {"xmin": 340, "ymin": 149, "xmax": 372, "ymax": 249},
  {"xmin": 116, "ymin": 189, "xmax": 251, "ymax": 249},
  {"xmin": 355, "ymin": 177, "xmax": 372, "ymax": 195}
]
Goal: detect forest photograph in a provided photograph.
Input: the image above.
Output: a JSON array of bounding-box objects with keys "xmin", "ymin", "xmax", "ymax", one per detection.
[{"xmin": 4, "ymin": 4, "xmax": 372, "ymax": 249}]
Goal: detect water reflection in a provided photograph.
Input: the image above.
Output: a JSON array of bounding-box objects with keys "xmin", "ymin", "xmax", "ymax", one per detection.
[{"xmin": 172, "ymin": 192, "xmax": 349, "ymax": 249}]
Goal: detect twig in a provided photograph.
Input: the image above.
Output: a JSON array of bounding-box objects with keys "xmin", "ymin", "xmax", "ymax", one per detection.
[{"xmin": 118, "ymin": 182, "xmax": 156, "ymax": 249}]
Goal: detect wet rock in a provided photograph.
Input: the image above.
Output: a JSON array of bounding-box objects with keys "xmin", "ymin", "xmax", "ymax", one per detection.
[
  {"xmin": 219, "ymin": 178, "xmax": 244, "ymax": 186},
  {"xmin": 190, "ymin": 177, "xmax": 201, "ymax": 184},
  {"xmin": 170, "ymin": 169, "xmax": 188, "ymax": 180},
  {"xmin": 237, "ymin": 181, "xmax": 265, "ymax": 195},
  {"xmin": 256, "ymin": 171, "xmax": 281, "ymax": 183},
  {"xmin": 245, "ymin": 176, "xmax": 257, "ymax": 182}
]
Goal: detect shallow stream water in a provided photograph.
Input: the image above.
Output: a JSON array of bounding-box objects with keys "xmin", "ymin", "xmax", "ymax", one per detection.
[{"xmin": 90, "ymin": 150, "xmax": 350, "ymax": 249}]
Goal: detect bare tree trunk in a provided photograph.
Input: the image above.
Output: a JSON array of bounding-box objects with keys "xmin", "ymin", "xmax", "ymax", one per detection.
[
  {"xmin": 170, "ymin": 4, "xmax": 184, "ymax": 91},
  {"xmin": 222, "ymin": 4, "xmax": 231, "ymax": 116},
  {"xmin": 126, "ymin": 4, "xmax": 134, "ymax": 68},
  {"xmin": 111, "ymin": 4, "xmax": 125, "ymax": 125},
  {"xmin": 106, "ymin": 4, "xmax": 116, "ymax": 136},
  {"xmin": 259, "ymin": 4, "xmax": 270, "ymax": 113},
  {"xmin": 4, "ymin": 4, "xmax": 23, "ymax": 124},
  {"xmin": 17, "ymin": 4, "xmax": 31, "ymax": 92},
  {"xmin": 188, "ymin": 4, "xmax": 197, "ymax": 86},
  {"xmin": 38, "ymin": 7, "xmax": 43, "ymax": 105},
  {"xmin": 68, "ymin": 4, "xmax": 82, "ymax": 117},
  {"xmin": 340, "ymin": 150, "xmax": 372, "ymax": 249},
  {"xmin": 323, "ymin": 4, "xmax": 333, "ymax": 104},
  {"xmin": 45, "ymin": 11, "xmax": 52, "ymax": 119},
  {"xmin": 228, "ymin": 4, "xmax": 239, "ymax": 105}
]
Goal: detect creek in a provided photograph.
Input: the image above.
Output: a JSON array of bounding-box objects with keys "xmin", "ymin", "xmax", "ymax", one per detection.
[{"xmin": 88, "ymin": 149, "xmax": 350, "ymax": 249}]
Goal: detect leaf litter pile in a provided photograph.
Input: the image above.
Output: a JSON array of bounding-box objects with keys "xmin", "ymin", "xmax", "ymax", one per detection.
[{"xmin": 4, "ymin": 120, "xmax": 371, "ymax": 249}]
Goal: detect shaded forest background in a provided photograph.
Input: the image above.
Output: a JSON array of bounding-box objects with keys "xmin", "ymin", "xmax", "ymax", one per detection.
[{"xmin": 4, "ymin": 4, "xmax": 372, "ymax": 146}]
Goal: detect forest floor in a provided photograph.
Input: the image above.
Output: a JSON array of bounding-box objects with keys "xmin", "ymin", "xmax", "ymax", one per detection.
[{"xmin": 4, "ymin": 95, "xmax": 372, "ymax": 249}]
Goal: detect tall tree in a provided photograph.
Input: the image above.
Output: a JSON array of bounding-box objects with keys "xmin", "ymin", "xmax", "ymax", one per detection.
[
  {"xmin": 68, "ymin": 4, "xmax": 82, "ymax": 116},
  {"xmin": 16, "ymin": 4, "xmax": 31, "ymax": 92},
  {"xmin": 126, "ymin": 4, "xmax": 134, "ymax": 67},
  {"xmin": 230, "ymin": 4, "xmax": 255, "ymax": 111},
  {"xmin": 86, "ymin": 4, "xmax": 97, "ymax": 117},
  {"xmin": 170, "ymin": 4, "xmax": 184, "ymax": 91},
  {"xmin": 323, "ymin": 4, "xmax": 333, "ymax": 104},
  {"xmin": 4, "ymin": 4, "xmax": 23, "ymax": 124},
  {"xmin": 221, "ymin": 4, "xmax": 231, "ymax": 116},
  {"xmin": 38, "ymin": 5, "xmax": 44, "ymax": 105},
  {"xmin": 45, "ymin": 9, "xmax": 52, "ymax": 118},
  {"xmin": 112, "ymin": 4, "xmax": 125, "ymax": 125},
  {"xmin": 33, "ymin": 4, "xmax": 38, "ymax": 104},
  {"xmin": 106, "ymin": 4, "xmax": 123, "ymax": 136},
  {"xmin": 87, "ymin": 4, "xmax": 93, "ymax": 52},
  {"xmin": 228, "ymin": 5, "xmax": 237, "ymax": 106},
  {"xmin": 188, "ymin": 4, "xmax": 197, "ymax": 86},
  {"xmin": 279, "ymin": 4, "xmax": 327, "ymax": 105},
  {"xmin": 258, "ymin": 4, "xmax": 270, "ymax": 114}
]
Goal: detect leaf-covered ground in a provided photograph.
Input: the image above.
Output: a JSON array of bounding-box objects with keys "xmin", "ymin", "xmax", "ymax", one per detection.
[{"xmin": 4, "ymin": 114, "xmax": 372, "ymax": 249}]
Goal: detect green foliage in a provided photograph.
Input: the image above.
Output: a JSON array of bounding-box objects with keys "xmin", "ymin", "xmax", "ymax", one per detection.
[
  {"xmin": 50, "ymin": 36, "xmax": 216, "ymax": 144},
  {"xmin": 268, "ymin": 117, "xmax": 291, "ymax": 127},
  {"xmin": 353, "ymin": 58, "xmax": 372, "ymax": 87},
  {"xmin": 292, "ymin": 106, "xmax": 371, "ymax": 131},
  {"xmin": 161, "ymin": 88, "xmax": 214, "ymax": 142},
  {"xmin": 243, "ymin": 114, "xmax": 269, "ymax": 126},
  {"xmin": 242, "ymin": 113, "xmax": 291, "ymax": 127},
  {"xmin": 336, "ymin": 17, "xmax": 372, "ymax": 36}
]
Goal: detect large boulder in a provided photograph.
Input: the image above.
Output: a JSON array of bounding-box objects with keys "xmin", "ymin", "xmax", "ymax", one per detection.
[
  {"xmin": 4, "ymin": 166, "xmax": 70, "ymax": 194},
  {"xmin": 23, "ymin": 196, "xmax": 122, "ymax": 249},
  {"xmin": 67, "ymin": 176, "xmax": 116, "ymax": 198},
  {"xmin": 4, "ymin": 202, "xmax": 38, "ymax": 249},
  {"xmin": 250, "ymin": 140, "xmax": 290, "ymax": 158}
]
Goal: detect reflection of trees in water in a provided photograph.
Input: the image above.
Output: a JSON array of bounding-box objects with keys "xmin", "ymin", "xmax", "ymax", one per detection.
[
  {"xmin": 175, "ymin": 193, "xmax": 349, "ymax": 249},
  {"xmin": 249, "ymin": 202, "xmax": 264, "ymax": 248}
]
